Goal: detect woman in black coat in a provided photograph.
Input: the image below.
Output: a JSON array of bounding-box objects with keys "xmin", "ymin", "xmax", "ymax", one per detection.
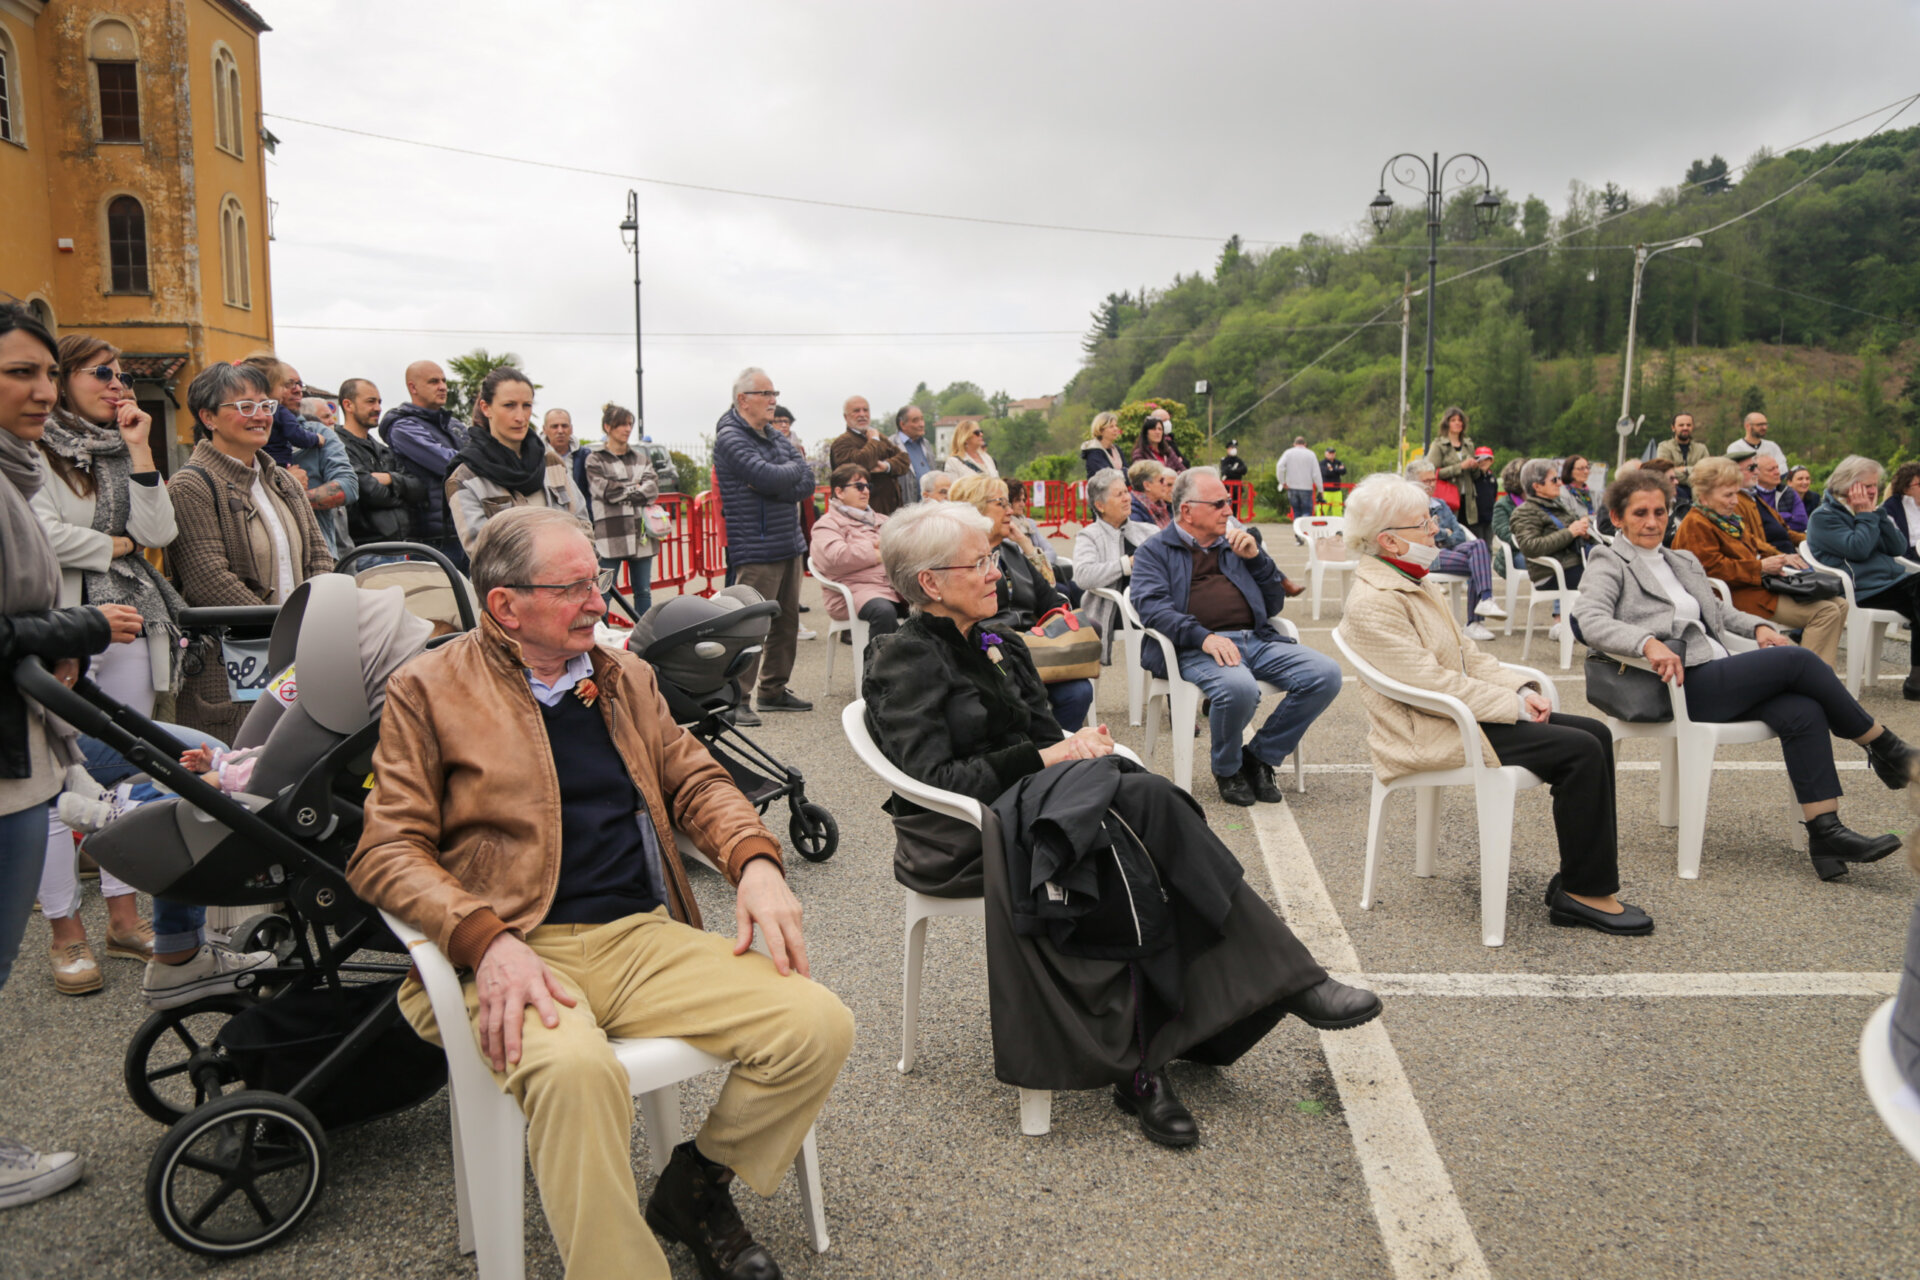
[{"xmin": 861, "ymin": 500, "xmax": 1379, "ymax": 1147}]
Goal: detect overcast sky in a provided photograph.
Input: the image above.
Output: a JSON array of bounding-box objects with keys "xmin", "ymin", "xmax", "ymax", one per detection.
[{"xmin": 260, "ymin": 0, "xmax": 1920, "ymax": 451}]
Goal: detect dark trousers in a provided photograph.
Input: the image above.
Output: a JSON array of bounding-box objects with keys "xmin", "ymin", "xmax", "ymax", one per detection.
[
  {"xmin": 856, "ymin": 598, "xmax": 907, "ymax": 637},
  {"xmin": 1862, "ymin": 575, "xmax": 1920, "ymax": 661},
  {"xmin": 1683, "ymin": 645, "xmax": 1873, "ymax": 803},
  {"xmin": 734, "ymin": 556, "xmax": 803, "ymax": 701},
  {"xmin": 1480, "ymin": 712, "xmax": 1619, "ymax": 896}
]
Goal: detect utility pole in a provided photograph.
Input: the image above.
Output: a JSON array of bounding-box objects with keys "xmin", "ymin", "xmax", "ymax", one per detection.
[{"xmin": 1616, "ymin": 237, "xmax": 1702, "ymax": 469}]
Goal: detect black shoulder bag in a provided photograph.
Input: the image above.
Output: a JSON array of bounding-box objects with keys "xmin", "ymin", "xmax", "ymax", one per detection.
[{"xmin": 1583, "ymin": 651, "xmax": 1673, "ymax": 723}]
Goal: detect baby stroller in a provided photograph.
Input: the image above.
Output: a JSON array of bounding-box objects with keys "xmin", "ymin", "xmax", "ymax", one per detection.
[
  {"xmin": 628, "ymin": 586, "xmax": 838, "ymax": 861},
  {"xmin": 12, "ymin": 542, "xmax": 475, "ymax": 1258}
]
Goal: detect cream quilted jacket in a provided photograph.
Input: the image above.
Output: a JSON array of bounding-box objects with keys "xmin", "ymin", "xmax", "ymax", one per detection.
[{"xmin": 1339, "ymin": 556, "xmax": 1538, "ymax": 784}]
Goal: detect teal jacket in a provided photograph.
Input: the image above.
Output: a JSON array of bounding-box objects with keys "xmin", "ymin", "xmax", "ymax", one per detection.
[{"xmin": 1807, "ymin": 494, "xmax": 1908, "ymax": 599}]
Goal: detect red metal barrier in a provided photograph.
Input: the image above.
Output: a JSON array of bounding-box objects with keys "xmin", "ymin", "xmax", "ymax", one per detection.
[
  {"xmin": 1225, "ymin": 480, "xmax": 1256, "ymax": 523},
  {"xmin": 690, "ymin": 490, "xmax": 725, "ymax": 597},
  {"xmin": 644, "ymin": 492, "xmax": 693, "ymax": 594},
  {"xmin": 1032, "ymin": 478, "xmax": 1084, "ymax": 532}
]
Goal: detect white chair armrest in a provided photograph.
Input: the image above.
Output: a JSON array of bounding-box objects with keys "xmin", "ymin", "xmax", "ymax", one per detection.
[
  {"xmin": 1270, "ymin": 614, "xmax": 1300, "ymax": 642},
  {"xmin": 1540, "ymin": 551, "xmax": 1572, "ymax": 591},
  {"xmin": 807, "ymin": 559, "xmax": 858, "ymax": 612},
  {"xmin": 1087, "ymin": 586, "xmax": 1137, "ymax": 631},
  {"xmin": 1142, "ymin": 627, "xmax": 1188, "ymax": 689},
  {"xmin": 1331, "ymin": 629, "xmax": 1485, "ymax": 772},
  {"xmin": 1498, "ymin": 663, "xmax": 1560, "ymax": 712},
  {"xmin": 378, "ymin": 909, "xmax": 469, "ymax": 1031},
  {"xmin": 841, "ymin": 701, "xmax": 984, "ymax": 828}
]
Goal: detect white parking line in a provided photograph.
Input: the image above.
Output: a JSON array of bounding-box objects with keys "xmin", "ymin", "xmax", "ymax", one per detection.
[
  {"xmin": 1295, "ymin": 760, "xmax": 1867, "ymax": 774},
  {"xmin": 1251, "ymin": 803, "xmax": 1492, "ymax": 1280},
  {"xmin": 1348, "ymin": 971, "xmax": 1899, "ymax": 998}
]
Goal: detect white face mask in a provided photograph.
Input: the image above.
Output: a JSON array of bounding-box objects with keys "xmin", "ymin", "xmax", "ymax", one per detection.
[{"xmin": 1391, "ymin": 537, "xmax": 1441, "ymax": 568}]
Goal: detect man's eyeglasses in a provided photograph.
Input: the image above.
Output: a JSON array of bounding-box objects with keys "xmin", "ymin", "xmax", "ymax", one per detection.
[
  {"xmin": 931, "ymin": 555, "xmax": 998, "ymax": 576},
  {"xmin": 218, "ymin": 400, "xmax": 276, "ymax": 417},
  {"xmin": 741, "ymin": 389, "xmax": 781, "ymax": 399},
  {"xmin": 80, "ymin": 365, "xmax": 127, "ymax": 386},
  {"xmin": 507, "ymin": 577, "xmax": 602, "ymax": 605},
  {"xmin": 1184, "ymin": 497, "xmax": 1230, "ymax": 510}
]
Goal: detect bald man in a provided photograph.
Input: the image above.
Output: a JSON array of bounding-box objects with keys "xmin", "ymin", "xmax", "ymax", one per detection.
[
  {"xmin": 828, "ymin": 395, "xmax": 911, "ymax": 514},
  {"xmin": 543, "ymin": 408, "xmax": 593, "ymax": 522},
  {"xmin": 378, "ymin": 359, "xmax": 470, "ymax": 570},
  {"xmin": 1737, "ymin": 411, "xmax": 1786, "ymax": 469}
]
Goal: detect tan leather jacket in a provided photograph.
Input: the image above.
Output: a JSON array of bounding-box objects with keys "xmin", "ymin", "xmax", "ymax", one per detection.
[{"xmin": 346, "ymin": 614, "xmax": 781, "ymax": 967}]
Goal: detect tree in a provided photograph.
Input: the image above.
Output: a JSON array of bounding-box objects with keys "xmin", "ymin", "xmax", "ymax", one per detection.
[
  {"xmin": 1214, "ymin": 234, "xmax": 1245, "ymax": 282},
  {"xmin": 1684, "ymin": 155, "xmax": 1733, "ymax": 196},
  {"xmin": 1082, "ymin": 291, "xmax": 1132, "ymax": 355},
  {"xmin": 1738, "ymin": 384, "xmax": 1767, "ymax": 417},
  {"xmin": 986, "ymin": 411, "xmax": 1051, "ymax": 474},
  {"xmin": 1600, "ymin": 183, "xmax": 1631, "ymax": 214},
  {"xmin": 445, "ymin": 348, "xmax": 529, "ymax": 423},
  {"xmin": 1858, "ymin": 347, "xmax": 1898, "ymax": 458},
  {"xmin": 937, "ymin": 381, "xmax": 989, "ymax": 416},
  {"xmin": 988, "ymin": 389, "xmax": 1011, "ymax": 419}
]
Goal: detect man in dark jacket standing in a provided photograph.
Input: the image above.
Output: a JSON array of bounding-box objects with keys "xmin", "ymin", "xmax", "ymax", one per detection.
[
  {"xmin": 713, "ymin": 368, "xmax": 815, "ymax": 723},
  {"xmin": 378, "ymin": 360, "xmax": 469, "ymax": 571},
  {"xmin": 338, "ymin": 379, "xmax": 427, "ymax": 554}
]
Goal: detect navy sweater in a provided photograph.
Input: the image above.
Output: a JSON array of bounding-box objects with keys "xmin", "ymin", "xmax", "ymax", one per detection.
[{"xmin": 538, "ymin": 691, "xmax": 663, "ymax": 925}]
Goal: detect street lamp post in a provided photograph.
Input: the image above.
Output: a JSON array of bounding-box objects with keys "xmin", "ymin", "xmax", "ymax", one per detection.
[
  {"xmin": 1368, "ymin": 153, "xmax": 1501, "ymax": 452},
  {"xmin": 1615, "ymin": 237, "xmax": 1703, "ymax": 469},
  {"xmin": 618, "ymin": 190, "xmax": 644, "ymax": 432}
]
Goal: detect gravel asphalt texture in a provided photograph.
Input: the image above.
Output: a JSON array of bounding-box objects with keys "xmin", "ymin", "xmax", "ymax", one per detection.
[{"xmin": 4, "ymin": 524, "xmax": 1918, "ymax": 1279}]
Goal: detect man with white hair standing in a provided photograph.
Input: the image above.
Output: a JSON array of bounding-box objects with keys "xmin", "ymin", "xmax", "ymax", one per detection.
[
  {"xmin": 1132, "ymin": 468, "xmax": 1341, "ymax": 806},
  {"xmin": 830, "ymin": 395, "xmax": 910, "ymax": 515},
  {"xmin": 712, "ymin": 368, "xmax": 815, "ymax": 725}
]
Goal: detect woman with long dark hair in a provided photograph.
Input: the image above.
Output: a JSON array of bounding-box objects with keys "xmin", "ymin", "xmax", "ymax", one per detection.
[
  {"xmin": 1130, "ymin": 408, "xmax": 1188, "ymax": 473},
  {"xmin": 446, "ymin": 366, "xmax": 587, "ymax": 557},
  {"xmin": 1423, "ymin": 406, "xmax": 1484, "ymax": 531}
]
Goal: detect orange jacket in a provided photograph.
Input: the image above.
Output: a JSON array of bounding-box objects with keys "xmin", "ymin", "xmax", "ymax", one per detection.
[{"xmin": 1670, "ymin": 505, "xmax": 1783, "ymax": 619}]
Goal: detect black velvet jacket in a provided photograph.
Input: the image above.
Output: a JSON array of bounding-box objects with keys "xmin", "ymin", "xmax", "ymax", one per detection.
[{"xmin": 863, "ymin": 611, "xmax": 1065, "ymax": 805}]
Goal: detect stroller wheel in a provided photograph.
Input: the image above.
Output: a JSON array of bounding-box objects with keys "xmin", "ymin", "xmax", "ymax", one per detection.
[
  {"xmin": 147, "ymin": 1090, "xmax": 328, "ymax": 1257},
  {"xmin": 125, "ymin": 994, "xmax": 253, "ymax": 1125},
  {"xmin": 788, "ymin": 802, "xmax": 838, "ymax": 862}
]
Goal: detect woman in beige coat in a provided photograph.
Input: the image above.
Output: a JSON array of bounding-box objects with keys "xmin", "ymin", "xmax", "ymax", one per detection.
[{"xmin": 1337, "ymin": 473, "xmax": 1651, "ymax": 937}]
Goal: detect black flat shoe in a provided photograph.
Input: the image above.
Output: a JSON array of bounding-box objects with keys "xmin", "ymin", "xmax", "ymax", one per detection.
[
  {"xmin": 1544, "ymin": 873, "xmax": 1653, "ymax": 936},
  {"xmin": 756, "ymin": 689, "xmax": 813, "ymax": 713},
  {"xmin": 1805, "ymin": 812, "xmax": 1902, "ymax": 880},
  {"xmin": 1112, "ymin": 1071, "xmax": 1198, "ymax": 1148},
  {"xmin": 1242, "ymin": 756, "xmax": 1285, "ymax": 804},
  {"xmin": 645, "ymin": 1143, "xmax": 781, "ymax": 1280},
  {"xmin": 1864, "ymin": 729, "xmax": 1920, "ymax": 790},
  {"xmin": 1279, "ymin": 977, "xmax": 1382, "ymax": 1030},
  {"xmin": 1215, "ymin": 770, "xmax": 1256, "ymax": 807},
  {"xmin": 1904, "ymin": 673, "xmax": 1920, "ymax": 702}
]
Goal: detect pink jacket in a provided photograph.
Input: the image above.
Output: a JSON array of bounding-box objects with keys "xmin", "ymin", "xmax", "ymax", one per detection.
[{"xmin": 808, "ymin": 504, "xmax": 903, "ymax": 621}]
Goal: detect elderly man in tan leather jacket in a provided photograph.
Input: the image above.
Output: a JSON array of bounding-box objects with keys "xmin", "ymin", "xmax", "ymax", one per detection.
[{"xmin": 348, "ymin": 506, "xmax": 852, "ymax": 1280}]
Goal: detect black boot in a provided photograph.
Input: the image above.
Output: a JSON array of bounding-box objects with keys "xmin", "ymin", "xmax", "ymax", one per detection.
[
  {"xmin": 1804, "ymin": 811, "xmax": 1903, "ymax": 881},
  {"xmin": 1863, "ymin": 728, "xmax": 1920, "ymax": 790},
  {"xmin": 1905, "ymin": 667, "xmax": 1920, "ymax": 702},
  {"xmin": 1112, "ymin": 1070, "xmax": 1199, "ymax": 1148},
  {"xmin": 645, "ymin": 1142, "xmax": 781, "ymax": 1280},
  {"xmin": 1215, "ymin": 769, "xmax": 1256, "ymax": 807}
]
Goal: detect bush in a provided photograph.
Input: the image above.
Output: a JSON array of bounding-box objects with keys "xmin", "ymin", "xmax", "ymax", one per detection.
[
  {"xmin": 1017, "ymin": 453, "xmax": 1079, "ymax": 482},
  {"xmin": 669, "ymin": 450, "xmax": 699, "ymax": 493},
  {"xmin": 1118, "ymin": 398, "xmax": 1203, "ymax": 465}
]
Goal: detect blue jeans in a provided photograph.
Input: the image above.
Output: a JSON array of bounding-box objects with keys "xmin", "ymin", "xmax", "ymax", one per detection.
[
  {"xmin": 1288, "ymin": 489, "xmax": 1317, "ymax": 522},
  {"xmin": 1176, "ymin": 631, "xmax": 1342, "ymax": 777},
  {"xmin": 80, "ymin": 723, "xmax": 224, "ymax": 953},
  {"xmin": 0, "ymin": 804, "xmax": 51, "ymax": 993},
  {"xmin": 601, "ymin": 555, "xmax": 654, "ymax": 619},
  {"xmin": 1047, "ymin": 678, "xmax": 1094, "ymax": 732}
]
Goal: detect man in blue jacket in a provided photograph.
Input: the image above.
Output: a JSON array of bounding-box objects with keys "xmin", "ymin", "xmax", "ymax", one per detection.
[
  {"xmin": 378, "ymin": 359, "xmax": 469, "ymax": 572},
  {"xmin": 1132, "ymin": 468, "xmax": 1341, "ymax": 806},
  {"xmin": 713, "ymin": 367, "xmax": 816, "ymax": 724}
]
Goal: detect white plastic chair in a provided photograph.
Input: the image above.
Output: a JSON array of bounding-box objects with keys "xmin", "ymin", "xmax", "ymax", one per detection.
[
  {"xmin": 1588, "ymin": 647, "xmax": 1802, "ymax": 879},
  {"xmin": 1425, "ymin": 572, "xmax": 1469, "ymax": 623},
  {"xmin": 841, "ymin": 700, "xmax": 1141, "ymax": 1138},
  {"xmin": 1799, "ymin": 541, "xmax": 1912, "ymax": 695},
  {"xmin": 1086, "ymin": 585, "xmax": 1146, "ymax": 727},
  {"xmin": 1497, "ymin": 535, "xmax": 1527, "ymax": 634},
  {"xmin": 380, "ymin": 910, "xmax": 830, "ymax": 1279},
  {"xmin": 808, "ymin": 557, "xmax": 867, "ymax": 695},
  {"xmin": 1113, "ymin": 590, "xmax": 1308, "ymax": 796},
  {"xmin": 1860, "ymin": 998, "xmax": 1920, "ymax": 1166},
  {"xmin": 1333, "ymin": 628, "xmax": 1556, "ymax": 947},
  {"xmin": 1293, "ymin": 516, "xmax": 1357, "ymax": 621},
  {"xmin": 1513, "ymin": 546, "xmax": 1579, "ymax": 670}
]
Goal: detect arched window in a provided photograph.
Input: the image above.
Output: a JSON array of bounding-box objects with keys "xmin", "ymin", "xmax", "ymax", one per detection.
[
  {"xmin": 89, "ymin": 19, "xmax": 141, "ymax": 143},
  {"xmin": 212, "ymin": 45, "xmax": 242, "ymax": 157},
  {"xmin": 107, "ymin": 195, "xmax": 149, "ymax": 293},
  {"xmin": 0, "ymin": 24, "xmax": 22, "ymax": 145},
  {"xmin": 28, "ymin": 298, "xmax": 54, "ymax": 332},
  {"xmin": 220, "ymin": 196, "xmax": 250, "ymax": 308}
]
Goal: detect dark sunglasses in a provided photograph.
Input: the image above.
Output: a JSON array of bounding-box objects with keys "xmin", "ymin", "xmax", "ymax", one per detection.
[
  {"xmin": 81, "ymin": 365, "xmax": 128, "ymax": 386},
  {"xmin": 842, "ymin": 482, "xmax": 870, "ymax": 492},
  {"xmin": 1186, "ymin": 498, "xmax": 1230, "ymax": 510}
]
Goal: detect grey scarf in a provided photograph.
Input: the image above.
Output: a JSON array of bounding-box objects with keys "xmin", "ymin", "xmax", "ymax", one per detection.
[
  {"xmin": 0, "ymin": 429, "xmax": 58, "ymax": 615},
  {"xmin": 40, "ymin": 409, "xmax": 185, "ymax": 687},
  {"xmin": 830, "ymin": 497, "xmax": 880, "ymax": 527}
]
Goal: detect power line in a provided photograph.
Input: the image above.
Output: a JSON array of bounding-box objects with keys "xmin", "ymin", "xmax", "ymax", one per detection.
[
  {"xmin": 1689, "ymin": 261, "xmax": 1918, "ymax": 328},
  {"xmin": 262, "ymin": 112, "xmax": 1283, "ymax": 248},
  {"xmin": 276, "ymin": 320, "xmax": 1398, "ymax": 342}
]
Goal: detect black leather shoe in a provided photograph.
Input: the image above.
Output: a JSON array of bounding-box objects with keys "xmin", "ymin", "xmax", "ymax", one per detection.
[
  {"xmin": 1805, "ymin": 812, "xmax": 1902, "ymax": 880},
  {"xmin": 1112, "ymin": 1071, "xmax": 1198, "ymax": 1148},
  {"xmin": 645, "ymin": 1142, "xmax": 782, "ymax": 1280},
  {"xmin": 756, "ymin": 689, "xmax": 813, "ymax": 713},
  {"xmin": 1544, "ymin": 873, "xmax": 1654, "ymax": 935},
  {"xmin": 1904, "ymin": 672, "xmax": 1920, "ymax": 702},
  {"xmin": 1242, "ymin": 756, "xmax": 1285, "ymax": 804},
  {"xmin": 1864, "ymin": 729, "xmax": 1920, "ymax": 790},
  {"xmin": 1215, "ymin": 770, "xmax": 1256, "ymax": 807},
  {"xmin": 1279, "ymin": 977, "xmax": 1382, "ymax": 1030}
]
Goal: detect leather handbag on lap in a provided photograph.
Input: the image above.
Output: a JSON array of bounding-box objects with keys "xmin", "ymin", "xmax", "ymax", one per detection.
[
  {"xmin": 1583, "ymin": 651, "xmax": 1673, "ymax": 722},
  {"xmin": 1762, "ymin": 569, "xmax": 1844, "ymax": 602},
  {"xmin": 1024, "ymin": 606, "xmax": 1102, "ymax": 683}
]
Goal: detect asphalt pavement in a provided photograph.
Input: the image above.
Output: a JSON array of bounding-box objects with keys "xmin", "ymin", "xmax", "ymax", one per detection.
[{"xmin": 3, "ymin": 523, "xmax": 1917, "ymax": 1280}]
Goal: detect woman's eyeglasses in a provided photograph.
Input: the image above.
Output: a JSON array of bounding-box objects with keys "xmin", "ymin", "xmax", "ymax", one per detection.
[
  {"xmin": 842, "ymin": 482, "xmax": 870, "ymax": 492},
  {"xmin": 80, "ymin": 365, "xmax": 128, "ymax": 386},
  {"xmin": 932, "ymin": 555, "xmax": 997, "ymax": 576},
  {"xmin": 218, "ymin": 400, "xmax": 276, "ymax": 417}
]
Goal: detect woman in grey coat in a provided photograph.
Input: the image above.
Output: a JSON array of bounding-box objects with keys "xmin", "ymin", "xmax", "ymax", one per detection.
[{"xmin": 1574, "ymin": 467, "xmax": 1917, "ymax": 881}]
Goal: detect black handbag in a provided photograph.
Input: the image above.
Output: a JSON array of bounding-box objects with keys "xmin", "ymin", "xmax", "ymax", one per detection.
[
  {"xmin": 1583, "ymin": 652, "xmax": 1673, "ymax": 722},
  {"xmin": 1762, "ymin": 569, "xmax": 1845, "ymax": 602}
]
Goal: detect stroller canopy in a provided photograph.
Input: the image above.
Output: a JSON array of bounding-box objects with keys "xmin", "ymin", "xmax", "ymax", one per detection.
[{"xmin": 627, "ymin": 586, "xmax": 779, "ymax": 699}]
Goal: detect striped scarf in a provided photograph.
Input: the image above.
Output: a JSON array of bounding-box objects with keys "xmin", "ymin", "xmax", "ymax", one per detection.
[{"xmin": 1701, "ymin": 506, "xmax": 1745, "ymax": 542}]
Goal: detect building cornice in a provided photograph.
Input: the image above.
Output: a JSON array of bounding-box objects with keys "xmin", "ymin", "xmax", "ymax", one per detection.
[
  {"xmin": 0, "ymin": 0, "xmax": 48, "ymax": 28},
  {"xmin": 207, "ymin": 0, "xmax": 270, "ymax": 34}
]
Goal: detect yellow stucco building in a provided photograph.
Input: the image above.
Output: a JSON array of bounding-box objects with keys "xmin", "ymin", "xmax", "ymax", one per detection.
[{"xmin": 0, "ymin": 0, "xmax": 272, "ymax": 470}]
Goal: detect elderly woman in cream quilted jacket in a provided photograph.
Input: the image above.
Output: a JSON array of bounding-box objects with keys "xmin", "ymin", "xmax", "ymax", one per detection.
[{"xmin": 1336, "ymin": 473, "xmax": 1653, "ymax": 938}]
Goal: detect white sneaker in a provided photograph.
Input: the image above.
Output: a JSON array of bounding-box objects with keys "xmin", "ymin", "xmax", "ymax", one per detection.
[
  {"xmin": 796, "ymin": 625, "xmax": 817, "ymax": 641},
  {"xmin": 1547, "ymin": 621, "xmax": 1568, "ymax": 642},
  {"xmin": 141, "ymin": 943, "xmax": 273, "ymax": 1011},
  {"xmin": 0, "ymin": 1139, "xmax": 83, "ymax": 1209},
  {"xmin": 1475, "ymin": 600, "xmax": 1509, "ymax": 620},
  {"xmin": 1464, "ymin": 622, "xmax": 1496, "ymax": 641}
]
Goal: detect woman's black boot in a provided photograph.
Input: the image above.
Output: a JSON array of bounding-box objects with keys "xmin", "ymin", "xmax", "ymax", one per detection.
[
  {"xmin": 1863, "ymin": 728, "xmax": 1920, "ymax": 790},
  {"xmin": 1905, "ymin": 666, "xmax": 1920, "ymax": 702},
  {"xmin": 1804, "ymin": 811, "xmax": 1903, "ymax": 880}
]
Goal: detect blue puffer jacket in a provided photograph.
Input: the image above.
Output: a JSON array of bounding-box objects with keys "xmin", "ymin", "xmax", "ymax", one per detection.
[
  {"xmin": 712, "ymin": 408, "xmax": 813, "ymax": 566},
  {"xmin": 378, "ymin": 402, "xmax": 468, "ymax": 542},
  {"xmin": 1808, "ymin": 492, "xmax": 1911, "ymax": 600}
]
